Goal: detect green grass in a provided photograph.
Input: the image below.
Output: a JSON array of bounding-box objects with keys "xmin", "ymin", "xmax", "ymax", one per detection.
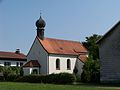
[{"xmin": 0, "ymin": 82, "xmax": 119, "ymax": 90}]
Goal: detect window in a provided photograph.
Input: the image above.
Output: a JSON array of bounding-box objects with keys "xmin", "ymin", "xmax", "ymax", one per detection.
[
  {"xmin": 67, "ymin": 59, "xmax": 71, "ymax": 70},
  {"xmin": 4, "ymin": 62, "xmax": 11, "ymax": 66},
  {"xmin": 56, "ymin": 58, "xmax": 60, "ymax": 70},
  {"xmin": 20, "ymin": 62, "xmax": 23, "ymax": 66},
  {"xmin": 16, "ymin": 62, "xmax": 19, "ymax": 67},
  {"xmin": 32, "ymin": 69, "xmax": 38, "ymax": 74}
]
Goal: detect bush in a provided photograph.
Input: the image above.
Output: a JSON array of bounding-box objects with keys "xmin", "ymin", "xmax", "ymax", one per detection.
[
  {"xmin": 15, "ymin": 75, "xmax": 40, "ymax": 83},
  {"xmin": 16, "ymin": 73, "xmax": 76, "ymax": 84},
  {"xmin": 75, "ymin": 75, "xmax": 81, "ymax": 82},
  {"xmin": 81, "ymin": 56, "xmax": 100, "ymax": 83},
  {"xmin": 44, "ymin": 73, "xmax": 76, "ymax": 84},
  {"xmin": 56, "ymin": 73, "xmax": 76, "ymax": 84},
  {"xmin": 6, "ymin": 75, "xmax": 20, "ymax": 81},
  {"xmin": 0, "ymin": 76, "xmax": 4, "ymax": 81},
  {"xmin": 1, "ymin": 66, "xmax": 22, "ymax": 80}
]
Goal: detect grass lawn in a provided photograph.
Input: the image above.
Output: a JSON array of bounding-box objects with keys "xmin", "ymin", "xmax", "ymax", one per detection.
[{"xmin": 0, "ymin": 82, "xmax": 119, "ymax": 90}]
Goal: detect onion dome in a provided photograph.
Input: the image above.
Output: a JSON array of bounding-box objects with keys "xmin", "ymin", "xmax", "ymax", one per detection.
[{"xmin": 36, "ymin": 16, "xmax": 46, "ymax": 29}]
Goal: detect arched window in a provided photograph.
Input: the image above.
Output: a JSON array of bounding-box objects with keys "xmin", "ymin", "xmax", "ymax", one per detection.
[
  {"xmin": 56, "ymin": 58, "xmax": 60, "ymax": 70},
  {"xmin": 67, "ymin": 59, "xmax": 71, "ymax": 70},
  {"xmin": 32, "ymin": 69, "xmax": 38, "ymax": 74}
]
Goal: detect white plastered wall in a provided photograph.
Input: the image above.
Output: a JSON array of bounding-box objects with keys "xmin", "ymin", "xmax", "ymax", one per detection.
[
  {"xmin": 0, "ymin": 60, "xmax": 26, "ymax": 66},
  {"xmin": 75, "ymin": 59, "xmax": 84, "ymax": 76},
  {"xmin": 27, "ymin": 37, "xmax": 48, "ymax": 74},
  {"xmin": 48, "ymin": 54, "xmax": 77, "ymax": 74},
  {"xmin": 23, "ymin": 67, "xmax": 40, "ymax": 75}
]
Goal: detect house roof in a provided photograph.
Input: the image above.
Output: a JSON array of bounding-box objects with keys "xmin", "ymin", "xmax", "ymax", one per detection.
[
  {"xmin": 97, "ymin": 21, "xmax": 120, "ymax": 44},
  {"xmin": 23, "ymin": 60, "xmax": 40, "ymax": 67},
  {"xmin": 0, "ymin": 51, "xmax": 27, "ymax": 61},
  {"xmin": 37, "ymin": 36, "xmax": 88, "ymax": 56},
  {"xmin": 78, "ymin": 55, "xmax": 88, "ymax": 62}
]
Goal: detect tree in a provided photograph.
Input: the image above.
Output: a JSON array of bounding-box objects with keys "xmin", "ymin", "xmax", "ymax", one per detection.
[
  {"xmin": 81, "ymin": 55, "xmax": 100, "ymax": 83},
  {"xmin": 82, "ymin": 34, "xmax": 102, "ymax": 60},
  {"xmin": 2, "ymin": 67, "xmax": 13, "ymax": 80},
  {"xmin": 81, "ymin": 34, "xmax": 101, "ymax": 83},
  {"xmin": 0, "ymin": 66, "xmax": 22, "ymax": 80},
  {"xmin": 0, "ymin": 66, "xmax": 3, "ymax": 72}
]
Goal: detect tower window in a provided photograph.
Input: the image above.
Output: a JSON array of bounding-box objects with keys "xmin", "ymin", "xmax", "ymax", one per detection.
[
  {"xmin": 56, "ymin": 58, "xmax": 60, "ymax": 70},
  {"xmin": 67, "ymin": 59, "xmax": 71, "ymax": 70}
]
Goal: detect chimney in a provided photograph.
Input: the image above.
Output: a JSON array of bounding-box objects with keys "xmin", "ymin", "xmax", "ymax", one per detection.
[{"xmin": 15, "ymin": 49, "xmax": 20, "ymax": 54}]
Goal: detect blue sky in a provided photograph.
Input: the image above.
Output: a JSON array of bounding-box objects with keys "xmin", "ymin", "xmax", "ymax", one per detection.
[{"xmin": 0, "ymin": 0, "xmax": 120, "ymax": 54}]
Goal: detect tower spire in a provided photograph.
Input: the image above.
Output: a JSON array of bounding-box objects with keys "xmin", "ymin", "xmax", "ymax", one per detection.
[
  {"xmin": 35, "ymin": 12, "xmax": 46, "ymax": 40},
  {"xmin": 40, "ymin": 10, "xmax": 42, "ymax": 17}
]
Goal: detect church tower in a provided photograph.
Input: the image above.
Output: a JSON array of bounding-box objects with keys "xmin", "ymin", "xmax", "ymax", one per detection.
[{"xmin": 35, "ymin": 15, "xmax": 46, "ymax": 40}]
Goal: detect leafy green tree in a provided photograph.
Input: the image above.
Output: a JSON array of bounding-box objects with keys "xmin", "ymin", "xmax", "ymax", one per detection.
[
  {"xmin": 82, "ymin": 34, "xmax": 102, "ymax": 60},
  {"xmin": 0, "ymin": 66, "xmax": 3, "ymax": 72},
  {"xmin": 81, "ymin": 55, "xmax": 100, "ymax": 83},
  {"xmin": 2, "ymin": 67, "xmax": 13, "ymax": 80},
  {"xmin": 0, "ymin": 66, "xmax": 22, "ymax": 80},
  {"xmin": 10, "ymin": 66, "xmax": 21, "ymax": 75},
  {"xmin": 80, "ymin": 34, "xmax": 101, "ymax": 83}
]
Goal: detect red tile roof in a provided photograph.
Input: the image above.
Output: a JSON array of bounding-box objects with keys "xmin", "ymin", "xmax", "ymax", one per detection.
[
  {"xmin": 23, "ymin": 60, "xmax": 40, "ymax": 67},
  {"xmin": 78, "ymin": 55, "xmax": 88, "ymax": 62},
  {"xmin": 37, "ymin": 36, "xmax": 88, "ymax": 56},
  {"xmin": 0, "ymin": 51, "xmax": 26, "ymax": 60}
]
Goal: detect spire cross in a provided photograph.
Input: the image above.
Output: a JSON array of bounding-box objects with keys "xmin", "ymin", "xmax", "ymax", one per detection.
[{"xmin": 40, "ymin": 10, "xmax": 42, "ymax": 17}]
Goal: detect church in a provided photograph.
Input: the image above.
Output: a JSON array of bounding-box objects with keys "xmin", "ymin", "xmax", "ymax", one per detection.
[{"xmin": 23, "ymin": 15, "xmax": 88, "ymax": 76}]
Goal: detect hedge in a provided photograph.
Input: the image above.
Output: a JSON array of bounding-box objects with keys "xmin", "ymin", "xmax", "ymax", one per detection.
[
  {"xmin": 6, "ymin": 75, "xmax": 20, "ymax": 81},
  {"xmin": 16, "ymin": 73, "xmax": 76, "ymax": 84}
]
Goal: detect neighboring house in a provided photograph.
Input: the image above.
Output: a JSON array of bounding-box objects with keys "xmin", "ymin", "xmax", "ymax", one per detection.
[
  {"xmin": 23, "ymin": 15, "xmax": 88, "ymax": 76},
  {"xmin": 0, "ymin": 49, "xmax": 27, "ymax": 67},
  {"xmin": 97, "ymin": 21, "xmax": 120, "ymax": 83}
]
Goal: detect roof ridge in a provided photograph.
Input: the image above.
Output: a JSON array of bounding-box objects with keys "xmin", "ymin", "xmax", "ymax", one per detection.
[
  {"xmin": 0, "ymin": 51, "xmax": 15, "ymax": 53},
  {"xmin": 0, "ymin": 51, "xmax": 26, "ymax": 55},
  {"xmin": 0, "ymin": 51, "xmax": 18, "ymax": 55},
  {"xmin": 45, "ymin": 37, "xmax": 81, "ymax": 43}
]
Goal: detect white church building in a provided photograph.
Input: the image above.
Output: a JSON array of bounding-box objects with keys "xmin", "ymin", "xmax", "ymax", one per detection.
[{"xmin": 23, "ymin": 15, "xmax": 88, "ymax": 76}]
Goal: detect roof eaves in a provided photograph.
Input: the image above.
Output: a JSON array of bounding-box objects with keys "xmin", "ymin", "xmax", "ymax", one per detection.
[
  {"xmin": 97, "ymin": 20, "xmax": 120, "ymax": 44},
  {"xmin": 0, "ymin": 58, "xmax": 27, "ymax": 61},
  {"xmin": 49, "ymin": 53, "xmax": 79, "ymax": 56},
  {"xmin": 27, "ymin": 37, "xmax": 37, "ymax": 57}
]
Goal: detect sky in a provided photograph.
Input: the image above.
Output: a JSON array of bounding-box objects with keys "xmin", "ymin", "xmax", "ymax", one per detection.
[{"xmin": 0, "ymin": 0, "xmax": 120, "ymax": 54}]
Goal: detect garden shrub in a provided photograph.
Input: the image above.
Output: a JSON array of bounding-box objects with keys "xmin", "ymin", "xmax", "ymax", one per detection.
[
  {"xmin": 16, "ymin": 75, "xmax": 46, "ymax": 83},
  {"xmin": 0, "ymin": 76, "xmax": 4, "ymax": 81},
  {"xmin": 6, "ymin": 75, "xmax": 20, "ymax": 81},
  {"xmin": 44, "ymin": 73, "xmax": 76, "ymax": 84},
  {"xmin": 81, "ymin": 56, "xmax": 100, "ymax": 83},
  {"xmin": 2, "ymin": 66, "xmax": 22, "ymax": 81},
  {"xmin": 55, "ymin": 73, "xmax": 76, "ymax": 84},
  {"xmin": 16, "ymin": 73, "xmax": 76, "ymax": 84},
  {"xmin": 75, "ymin": 75, "xmax": 81, "ymax": 82}
]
